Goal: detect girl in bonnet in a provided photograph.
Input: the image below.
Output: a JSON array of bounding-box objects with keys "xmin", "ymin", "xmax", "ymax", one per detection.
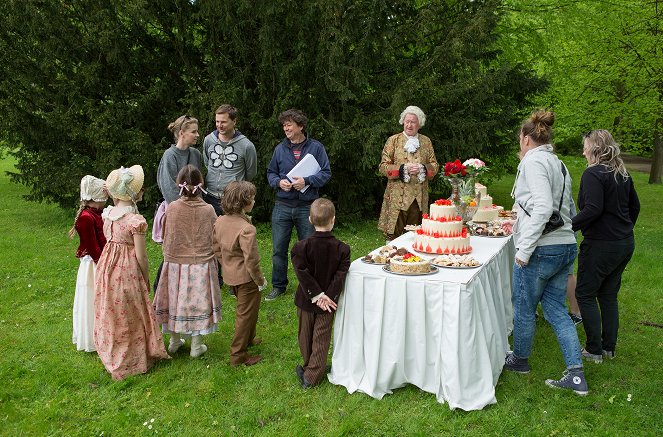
[
  {"xmin": 94, "ymin": 165, "xmax": 169, "ymax": 380},
  {"xmin": 69, "ymin": 175, "xmax": 108, "ymax": 352}
]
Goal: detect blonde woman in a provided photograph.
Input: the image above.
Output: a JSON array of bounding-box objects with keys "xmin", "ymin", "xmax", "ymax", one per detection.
[{"xmin": 572, "ymin": 129, "xmax": 640, "ymax": 363}]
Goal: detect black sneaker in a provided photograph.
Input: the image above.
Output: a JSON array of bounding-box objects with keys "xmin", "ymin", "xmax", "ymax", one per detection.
[
  {"xmin": 545, "ymin": 369, "xmax": 588, "ymax": 396},
  {"xmin": 265, "ymin": 288, "xmax": 285, "ymax": 301},
  {"xmin": 602, "ymin": 350, "xmax": 616, "ymax": 360},
  {"xmin": 504, "ymin": 352, "xmax": 531, "ymax": 374},
  {"xmin": 569, "ymin": 313, "xmax": 583, "ymax": 326},
  {"xmin": 582, "ymin": 348, "xmax": 603, "ymax": 364}
]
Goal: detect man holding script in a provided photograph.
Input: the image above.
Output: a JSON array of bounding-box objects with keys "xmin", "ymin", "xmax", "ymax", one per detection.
[{"xmin": 266, "ymin": 109, "xmax": 332, "ymax": 301}]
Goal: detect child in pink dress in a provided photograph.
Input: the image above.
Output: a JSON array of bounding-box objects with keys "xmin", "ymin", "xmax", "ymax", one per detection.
[
  {"xmin": 94, "ymin": 165, "xmax": 169, "ymax": 380},
  {"xmin": 69, "ymin": 175, "xmax": 108, "ymax": 352},
  {"xmin": 153, "ymin": 165, "xmax": 221, "ymax": 358}
]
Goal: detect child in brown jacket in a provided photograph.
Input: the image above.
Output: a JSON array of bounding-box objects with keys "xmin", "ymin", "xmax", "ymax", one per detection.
[
  {"xmin": 213, "ymin": 181, "xmax": 267, "ymax": 366},
  {"xmin": 291, "ymin": 198, "xmax": 351, "ymax": 387}
]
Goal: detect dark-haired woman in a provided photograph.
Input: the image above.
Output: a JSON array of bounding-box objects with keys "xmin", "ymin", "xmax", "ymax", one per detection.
[
  {"xmin": 505, "ymin": 110, "xmax": 588, "ymax": 395},
  {"xmin": 153, "ymin": 165, "xmax": 221, "ymax": 358},
  {"xmin": 573, "ymin": 130, "xmax": 639, "ymax": 363}
]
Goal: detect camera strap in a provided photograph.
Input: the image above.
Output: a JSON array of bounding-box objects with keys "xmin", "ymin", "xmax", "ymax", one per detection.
[{"xmin": 518, "ymin": 162, "xmax": 567, "ymax": 218}]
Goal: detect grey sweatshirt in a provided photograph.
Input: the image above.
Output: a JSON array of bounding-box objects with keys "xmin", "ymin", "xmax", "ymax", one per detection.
[
  {"xmin": 202, "ymin": 130, "xmax": 257, "ymax": 195},
  {"xmin": 511, "ymin": 144, "xmax": 576, "ymax": 263},
  {"xmin": 157, "ymin": 145, "xmax": 203, "ymax": 203}
]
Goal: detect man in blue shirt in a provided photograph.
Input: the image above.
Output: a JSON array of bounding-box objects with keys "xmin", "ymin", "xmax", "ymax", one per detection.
[{"xmin": 265, "ymin": 109, "xmax": 331, "ymax": 301}]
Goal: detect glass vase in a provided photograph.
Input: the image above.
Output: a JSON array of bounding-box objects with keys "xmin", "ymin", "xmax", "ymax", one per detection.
[{"xmin": 447, "ymin": 177, "xmax": 466, "ymax": 217}]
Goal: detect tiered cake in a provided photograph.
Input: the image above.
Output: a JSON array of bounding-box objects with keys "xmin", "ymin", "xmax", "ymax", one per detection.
[
  {"xmin": 413, "ymin": 199, "xmax": 472, "ymax": 254},
  {"xmin": 472, "ymin": 183, "xmax": 502, "ymax": 223}
]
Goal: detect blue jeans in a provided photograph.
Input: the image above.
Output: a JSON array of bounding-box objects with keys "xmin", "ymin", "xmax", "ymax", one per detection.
[
  {"xmin": 512, "ymin": 243, "xmax": 582, "ymax": 369},
  {"xmin": 271, "ymin": 202, "xmax": 315, "ymax": 291}
]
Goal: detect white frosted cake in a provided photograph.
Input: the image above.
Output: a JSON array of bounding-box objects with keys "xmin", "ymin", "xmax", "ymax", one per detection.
[
  {"xmin": 414, "ymin": 199, "xmax": 472, "ymax": 254},
  {"xmin": 472, "ymin": 183, "xmax": 502, "ymax": 222}
]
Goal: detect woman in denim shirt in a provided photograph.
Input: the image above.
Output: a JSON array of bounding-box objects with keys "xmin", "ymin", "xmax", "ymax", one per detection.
[{"xmin": 505, "ymin": 110, "xmax": 588, "ymax": 396}]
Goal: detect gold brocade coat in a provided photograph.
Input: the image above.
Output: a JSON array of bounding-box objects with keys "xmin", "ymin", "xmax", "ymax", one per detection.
[{"xmin": 378, "ymin": 133, "xmax": 439, "ymax": 235}]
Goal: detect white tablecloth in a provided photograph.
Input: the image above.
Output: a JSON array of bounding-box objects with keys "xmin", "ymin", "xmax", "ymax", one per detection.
[{"xmin": 328, "ymin": 231, "xmax": 515, "ymax": 411}]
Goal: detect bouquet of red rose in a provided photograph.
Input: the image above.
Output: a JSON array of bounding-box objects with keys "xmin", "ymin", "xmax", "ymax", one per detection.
[{"xmin": 443, "ymin": 159, "xmax": 467, "ymax": 177}]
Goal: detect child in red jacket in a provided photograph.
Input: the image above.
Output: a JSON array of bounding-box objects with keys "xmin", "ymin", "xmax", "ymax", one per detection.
[
  {"xmin": 291, "ymin": 198, "xmax": 351, "ymax": 387},
  {"xmin": 69, "ymin": 175, "xmax": 108, "ymax": 352}
]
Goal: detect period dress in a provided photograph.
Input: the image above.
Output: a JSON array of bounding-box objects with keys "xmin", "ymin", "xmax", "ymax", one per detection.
[
  {"xmin": 153, "ymin": 197, "xmax": 222, "ymax": 335},
  {"xmin": 72, "ymin": 206, "xmax": 106, "ymax": 352},
  {"xmin": 94, "ymin": 206, "xmax": 169, "ymax": 380},
  {"xmin": 378, "ymin": 133, "xmax": 439, "ymax": 236}
]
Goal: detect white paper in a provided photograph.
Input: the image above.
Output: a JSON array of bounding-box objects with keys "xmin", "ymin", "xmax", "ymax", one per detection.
[{"xmin": 286, "ymin": 153, "xmax": 321, "ymax": 193}]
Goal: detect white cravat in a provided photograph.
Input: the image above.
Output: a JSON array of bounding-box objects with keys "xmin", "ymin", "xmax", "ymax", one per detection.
[{"xmin": 403, "ymin": 133, "xmax": 420, "ymax": 153}]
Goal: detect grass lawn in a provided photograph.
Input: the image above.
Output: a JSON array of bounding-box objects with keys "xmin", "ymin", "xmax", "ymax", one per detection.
[{"xmin": 0, "ymin": 154, "xmax": 661, "ymax": 436}]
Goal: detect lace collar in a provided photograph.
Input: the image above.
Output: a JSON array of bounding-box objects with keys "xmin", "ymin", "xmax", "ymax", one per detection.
[{"xmin": 102, "ymin": 205, "xmax": 136, "ymax": 221}]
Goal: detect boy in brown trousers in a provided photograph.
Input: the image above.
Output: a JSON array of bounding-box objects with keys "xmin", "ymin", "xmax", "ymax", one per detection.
[
  {"xmin": 291, "ymin": 198, "xmax": 351, "ymax": 387},
  {"xmin": 213, "ymin": 181, "xmax": 267, "ymax": 366}
]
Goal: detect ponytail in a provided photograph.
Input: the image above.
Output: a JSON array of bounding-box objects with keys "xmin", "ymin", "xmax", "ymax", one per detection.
[{"xmin": 68, "ymin": 202, "xmax": 86, "ymax": 239}]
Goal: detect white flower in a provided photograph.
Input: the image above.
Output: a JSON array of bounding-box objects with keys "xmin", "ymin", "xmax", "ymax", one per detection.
[
  {"xmin": 462, "ymin": 158, "xmax": 486, "ymax": 170},
  {"xmin": 210, "ymin": 144, "xmax": 238, "ymax": 169}
]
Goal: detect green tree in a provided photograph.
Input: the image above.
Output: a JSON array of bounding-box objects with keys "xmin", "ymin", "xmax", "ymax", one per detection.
[
  {"xmin": 0, "ymin": 0, "xmax": 545, "ymax": 220},
  {"xmin": 498, "ymin": 0, "xmax": 663, "ymax": 183}
]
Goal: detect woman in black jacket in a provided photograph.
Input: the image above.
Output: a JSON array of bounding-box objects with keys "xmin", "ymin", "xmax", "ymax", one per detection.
[{"xmin": 572, "ymin": 129, "xmax": 640, "ymax": 363}]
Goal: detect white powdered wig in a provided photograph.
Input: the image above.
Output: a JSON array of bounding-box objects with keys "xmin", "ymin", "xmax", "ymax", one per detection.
[{"xmin": 399, "ymin": 106, "xmax": 426, "ymax": 127}]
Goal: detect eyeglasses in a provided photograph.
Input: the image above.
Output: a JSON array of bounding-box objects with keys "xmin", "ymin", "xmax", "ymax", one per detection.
[{"xmin": 583, "ymin": 130, "xmax": 594, "ymax": 139}]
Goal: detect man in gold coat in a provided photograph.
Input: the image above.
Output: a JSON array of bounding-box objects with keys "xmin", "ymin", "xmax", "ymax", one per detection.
[{"xmin": 378, "ymin": 106, "xmax": 439, "ymax": 241}]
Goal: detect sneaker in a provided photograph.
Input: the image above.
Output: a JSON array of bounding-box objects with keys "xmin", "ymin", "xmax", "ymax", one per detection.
[
  {"xmin": 582, "ymin": 348, "xmax": 603, "ymax": 364},
  {"xmin": 504, "ymin": 353, "xmax": 531, "ymax": 374},
  {"xmin": 545, "ymin": 369, "xmax": 588, "ymax": 396},
  {"xmin": 602, "ymin": 350, "xmax": 616, "ymax": 360},
  {"xmin": 569, "ymin": 313, "xmax": 583, "ymax": 326},
  {"xmin": 265, "ymin": 288, "xmax": 285, "ymax": 301}
]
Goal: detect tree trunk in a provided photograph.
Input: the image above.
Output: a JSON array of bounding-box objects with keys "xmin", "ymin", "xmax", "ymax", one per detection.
[{"xmin": 650, "ymin": 115, "xmax": 663, "ymax": 184}]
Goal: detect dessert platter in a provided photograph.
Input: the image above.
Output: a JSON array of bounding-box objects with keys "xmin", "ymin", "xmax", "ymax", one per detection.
[
  {"xmin": 362, "ymin": 245, "xmax": 401, "ymax": 264},
  {"xmin": 382, "ymin": 252, "xmax": 438, "ymax": 276},
  {"xmin": 364, "ymin": 247, "xmax": 438, "ymax": 275},
  {"xmin": 413, "ymin": 199, "xmax": 472, "ymax": 255},
  {"xmin": 467, "ymin": 220, "xmax": 512, "ymax": 237},
  {"xmin": 498, "ymin": 209, "xmax": 516, "ymax": 220},
  {"xmin": 431, "ymin": 254, "xmax": 482, "ymax": 269}
]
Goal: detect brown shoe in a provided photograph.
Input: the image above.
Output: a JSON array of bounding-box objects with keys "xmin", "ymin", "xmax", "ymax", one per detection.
[
  {"xmin": 244, "ymin": 355, "xmax": 262, "ymax": 366},
  {"xmin": 249, "ymin": 338, "xmax": 263, "ymax": 346}
]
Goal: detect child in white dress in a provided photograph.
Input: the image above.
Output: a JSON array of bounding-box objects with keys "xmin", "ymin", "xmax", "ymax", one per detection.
[{"xmin": 69, "ymin": 175, "xmax": 108, "ymax": 352}]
